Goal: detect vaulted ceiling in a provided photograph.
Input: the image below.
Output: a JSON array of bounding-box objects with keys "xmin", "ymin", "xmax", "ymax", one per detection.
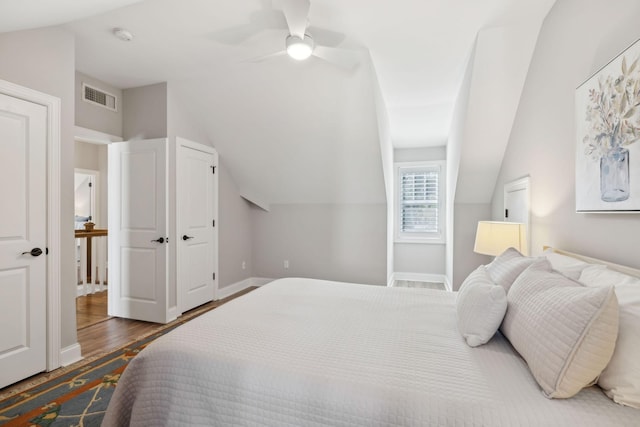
[{"xmin": 1, "ymin": 0, "xmax": 556, "ymax": 207}]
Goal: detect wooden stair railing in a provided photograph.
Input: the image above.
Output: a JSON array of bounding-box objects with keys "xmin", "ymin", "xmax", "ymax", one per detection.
[{"xmin": 75, "ymin": 224, "xmax": 108, "ymax": 295}]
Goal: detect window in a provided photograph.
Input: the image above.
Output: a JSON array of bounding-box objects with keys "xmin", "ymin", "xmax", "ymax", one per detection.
[{"xmin": 395, "ymin": 161, "xmax": 445, "ymax": 243}]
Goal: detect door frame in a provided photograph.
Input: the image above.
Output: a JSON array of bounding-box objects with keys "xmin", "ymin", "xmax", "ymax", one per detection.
[
  {"xmin": 176, "ymin": 137, "xmax": 219, "ymax": 312},
  {"xmin": 74, "ymin": 168, "xmax": 100, "ymax": 226},
  {"xmin": 504, "ymin": 175, "xmax": 531, "ymax": 255},
  {"xmin": 0, "ymin": 79, "xmax": 61, "ymax": 371}
]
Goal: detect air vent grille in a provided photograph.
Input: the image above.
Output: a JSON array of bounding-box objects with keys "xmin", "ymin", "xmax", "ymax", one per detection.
[{"xmin": 83, "ymin": 83, "xmax": 117, "ymax": 112}]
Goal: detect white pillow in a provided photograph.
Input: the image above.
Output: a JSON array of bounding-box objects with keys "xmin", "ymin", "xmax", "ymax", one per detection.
[
  {"xmin": 486, "ymin": 247, "xmax": 536, "ymax": 293},
  {"xmin": 580, "ymin": 265, "xmax": 640, "ymax": 408},
  {"xmin": 542, "ymin": 248, "xmax": 591, "ymax": 280},
  {"xmin": 502, "ymin": 259, "xmax": 619, "ymax": 399},
  {"xmin": 456, "ymin": 266, "xmax": 507, "ymax": 347}
]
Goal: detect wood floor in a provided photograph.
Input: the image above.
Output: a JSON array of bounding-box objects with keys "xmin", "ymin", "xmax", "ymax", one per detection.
[
  {"xmin": 0, "ymin": 287, "xmax": 255, "ymax": 398},
  {"xmin": 394, "ymin": 280, "xmax": 446, "ymax": 290},
  {"xmin": 76, "ymin": 291, "xmax": 110, "ymax": 330},
  {"xmin": 77, "ymin": 287, "xmax": 255, "ymax": 359}
]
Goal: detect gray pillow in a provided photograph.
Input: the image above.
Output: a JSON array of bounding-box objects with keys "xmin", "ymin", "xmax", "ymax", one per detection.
[
  {"xmin": 456, "ymin": 266, "xmax": 507, "ymax": 347},
  {"xmin": 486, "ymin": 247, "xmax": 536, "ymax": 293},
  {"xmin": 501, "ymin": 259, "xmax": 619, "ymax": 399}
]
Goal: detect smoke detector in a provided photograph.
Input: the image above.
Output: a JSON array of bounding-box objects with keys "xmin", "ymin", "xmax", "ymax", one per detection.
[{"xmin": 113, "ymin": 28, "xmax": 134, "ymax": 42}]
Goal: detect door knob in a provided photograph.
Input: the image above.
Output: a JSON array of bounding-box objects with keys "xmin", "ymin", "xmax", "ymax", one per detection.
[
  {"xmin": 182, "ymin": 235, "xmax": 194, "ymax": 241},
  {"xmin": 151, "ymin": 237, "xmax": 165, "ymax": 244},
  {"xmin": 22, "ymin": 248, "xmax": 43, "ymax": 257}
]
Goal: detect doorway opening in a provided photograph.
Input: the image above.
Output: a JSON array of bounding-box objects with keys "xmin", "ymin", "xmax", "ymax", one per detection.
[{"xmin": 74, "ymin": 165, "xmax": 109, "ymax": 330}]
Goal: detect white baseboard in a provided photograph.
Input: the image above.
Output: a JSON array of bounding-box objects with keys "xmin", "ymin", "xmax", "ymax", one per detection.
[
  {"xmin": 217, "ymin": 277, "xmax": 274, "ymax": 300},
  {"xmin": 390, "ymin": 272, "xmax": 447, "ymax": 287},
  {"xmin": 251, "ymin": 277, "xmax": 274, "ymax": 287},
  {"xmin": 443, "ymin": 275, "xmax": 452, "ymax": 292},
  {"xmin": 60, "ymin": 343, "xmax": 83, "ymax": 367}
]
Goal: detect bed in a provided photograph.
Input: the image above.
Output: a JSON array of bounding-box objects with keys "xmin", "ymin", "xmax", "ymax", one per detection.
[{"xmin": 103, "ymin": 249, "xmax": 640, "ymax": 426}]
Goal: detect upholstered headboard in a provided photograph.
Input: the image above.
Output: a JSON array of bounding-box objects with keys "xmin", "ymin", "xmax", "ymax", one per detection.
[{"xmin": 543, "ymin": 246, "xmax": 640, "ymax": 279}]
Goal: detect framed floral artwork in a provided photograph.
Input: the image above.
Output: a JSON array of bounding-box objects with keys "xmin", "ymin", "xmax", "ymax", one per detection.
[{"xmin": 576, "ymin": 38, "xmax": 640, "ymax": 212}]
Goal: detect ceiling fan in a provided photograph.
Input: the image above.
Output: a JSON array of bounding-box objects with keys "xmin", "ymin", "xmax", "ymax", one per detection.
[{"xmin": 213, "ymin": 0, "xmax": 359, "ymax": 70}]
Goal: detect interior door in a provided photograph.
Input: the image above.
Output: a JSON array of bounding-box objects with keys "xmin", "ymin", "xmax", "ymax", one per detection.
[
  {"xmin": 178, "ymin": 139, "xmax": 217, "ymax": 312},
  {"xmin": 108, "ymin": 138, "xmax": 170, "ymax": 323},
  {"xmin": 0, "ymin": 93, "xmax": 47, "ymax": 388},
  {"xmin": 504, "ymin": 176, "xmax": 530, "ymax": 255}
]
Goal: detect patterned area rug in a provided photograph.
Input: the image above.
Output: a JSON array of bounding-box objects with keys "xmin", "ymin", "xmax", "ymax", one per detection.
[
  {"xmin": 0, "ymin": 324, "xmax": 178, "ymax": 427},
  {"xmin": 0, "ymin": 294, "xmax": 237, "ymax": 427}
]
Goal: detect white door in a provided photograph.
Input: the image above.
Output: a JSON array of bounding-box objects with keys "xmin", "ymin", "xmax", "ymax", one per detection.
[
  {"xmin": 504, "ymin": 176, "xmax": 530, "ymax": 255},
  {"xmin": 177, "ymin": 139, "xmax": 218, "ymax": 312},
  {"xmin": 0, "ymin": 93, "xmax": 47, "ymax": 388},
  {"xmin": 108, "ymin": 139, "xmax": 170, "ymax": 323}
]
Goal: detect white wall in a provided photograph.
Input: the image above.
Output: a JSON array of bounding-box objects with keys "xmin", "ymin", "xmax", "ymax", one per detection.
[
  {"xmin": 491, "ymin": 0, "xmax": 640, "ymax": 268},
  {"xmin": 252, "ymin": 203, "xmax": 387, "ymax": 285},
  {"xmin": 0, "ymin": 27, "xmax": 77, "ymax": 348},
  {"xmin": 446, "ymin": 46, "xmax": 475, "ymax": 290},
  {"xmin": 75, "ymin": 71, "xmax": 122, "ymax": 137},
  {"xmin": 370, "ymin": 61, "xmax": 394, "ymax": 285}
]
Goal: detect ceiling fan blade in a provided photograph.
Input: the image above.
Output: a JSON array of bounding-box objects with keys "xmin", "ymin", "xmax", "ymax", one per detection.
[
  {"xmin": 244, "ymin": 50, "xmax": 288, "ymax": 63},
  {"xmin": 281, "ymin": 0, "xmax": 310, "ymax": 38},
  {"xmin": 313, "ymin": 46, "xmax": 359, "ymax": 71},
  {"xmin": 307, "ymin": 26, "xmax": 346, "ymax": 48}
]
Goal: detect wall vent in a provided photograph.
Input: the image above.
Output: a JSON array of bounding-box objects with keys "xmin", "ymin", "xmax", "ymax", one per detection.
[{"xmin": 82, "ymin": 83, "xmax": 117, "ymax": 112}]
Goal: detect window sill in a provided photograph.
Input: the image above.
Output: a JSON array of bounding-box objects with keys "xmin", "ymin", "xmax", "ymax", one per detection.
[{"xmin": 394, "ymin": 238, "xmax": 445, "ymax": 245}]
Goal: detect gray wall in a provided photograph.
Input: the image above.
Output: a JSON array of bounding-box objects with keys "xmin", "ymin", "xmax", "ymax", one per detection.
[
  {"xmin": 166, "ymin": 83, "xmax": 254, "ymax": 289},
  {"xmin": 75, "ymin": 140, "xmax": 101, "ymax": 170},
  {"xmin": 75, "ymin": 71, "xmax": 122, "ymax": 137},
  {"xmin": 252, "ymin": 203, "xmax": 387, "ymax": 285},
  {"xmin": 453, "ymin": 203, "xmax": 491, "ymax": 289},
  {"xmin": 446, "ymin": 46, "xmax": 475, "ymax": 290},
  {"xmin": 393, "ymin": 146, "xmax": 447, "ymax": 276},
  {"xmin": 0, "ymin": 27, "xmax": 77, "ymax": 348},
  {"xmin": 218, "ymin": 162, "xmax": 254, "ymax": 288},
  {"xmin": 491, "ymin": 0, "xmax": 640, "ymax": 269},
  {"xmin": 74, "ymin": 141, "xmax": 108, "ymax": 228},
  {"xmin": 123, "ymin": 82, "xmax": 167, "ymax": 140}
]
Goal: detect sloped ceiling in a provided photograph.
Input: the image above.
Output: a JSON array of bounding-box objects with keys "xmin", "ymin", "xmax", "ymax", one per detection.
[
  {"xmin": 1, "ymin": 0, "xmax": 556, "ymax": 207},
  {"xmin": 0, "ymin": 0, "xmax": 142, "ymax": 33}
]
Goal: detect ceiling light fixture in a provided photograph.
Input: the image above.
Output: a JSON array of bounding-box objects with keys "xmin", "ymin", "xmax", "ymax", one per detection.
[
  {"xmin": 113, "ymin": 27, "xmax": 134, "ymax": 42},
  {"xmin": 286, "ymin": 34, "xmax": 314, "ymax": 60}
]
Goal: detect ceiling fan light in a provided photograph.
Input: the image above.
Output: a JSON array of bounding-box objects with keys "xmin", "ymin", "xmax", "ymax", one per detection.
[{"xmin": 286, "ymin": 35, "xmax": 314, "ymax": 60}]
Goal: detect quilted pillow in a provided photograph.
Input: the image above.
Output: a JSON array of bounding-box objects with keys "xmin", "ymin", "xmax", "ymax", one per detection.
[
  {"xmin": 580, "ymin": 265, "xmax": 640, "ymax": 408},
  {"xmin": 456, "ymin": 266, "xmax": 507, "ymax": 347},
  {"xmin": 486, "ymin": 247, "xmax": 536, "ymax": 293},
  {"xmin": 501, "ymin": 259, "xmax": 619, "ymax": 399}
]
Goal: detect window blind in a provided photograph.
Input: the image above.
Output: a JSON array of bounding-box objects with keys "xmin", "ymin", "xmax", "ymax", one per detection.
[{"xmin": 400, "ymin": 168, "xmax": 439, "ymax": 234}]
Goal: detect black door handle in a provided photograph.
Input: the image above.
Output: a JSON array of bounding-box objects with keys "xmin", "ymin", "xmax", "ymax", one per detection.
[
  {"xmin": 182, "ymin": 235, "xmax": 194, "ymax": 241},
  {"xmin": 151, "ymin": 237, "xmax": 165, "ymax": 243},
  {"xmin": 22, "ymin": 248, "xmax": 43, "ymax": 257}
]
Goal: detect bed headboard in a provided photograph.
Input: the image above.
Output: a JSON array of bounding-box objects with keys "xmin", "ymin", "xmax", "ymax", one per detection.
[{"xmin": 543, "ymin": 246, "xmax": 640, "ymax": 279}]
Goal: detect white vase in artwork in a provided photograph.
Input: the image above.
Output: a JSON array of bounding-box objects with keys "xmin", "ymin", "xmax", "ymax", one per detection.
[{"xmin": 600, "ymin": 146, "xmax": 630, "ymax": 202}]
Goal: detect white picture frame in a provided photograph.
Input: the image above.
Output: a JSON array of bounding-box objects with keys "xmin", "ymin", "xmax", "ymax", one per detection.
[{"xmin": 576, "ymin": 38, "xmax": 640, "ymax": 212}]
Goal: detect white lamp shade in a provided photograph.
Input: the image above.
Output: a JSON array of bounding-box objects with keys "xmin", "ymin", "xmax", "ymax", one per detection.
[{"xmin": 474, "ymin": 221, "xmax": 527, "ymax": 256}]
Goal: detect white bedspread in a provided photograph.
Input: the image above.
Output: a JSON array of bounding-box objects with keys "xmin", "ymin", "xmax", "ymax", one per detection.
[{"xmin": 103, "ymin": 278, "xmax": 640, "ymax": 426}]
